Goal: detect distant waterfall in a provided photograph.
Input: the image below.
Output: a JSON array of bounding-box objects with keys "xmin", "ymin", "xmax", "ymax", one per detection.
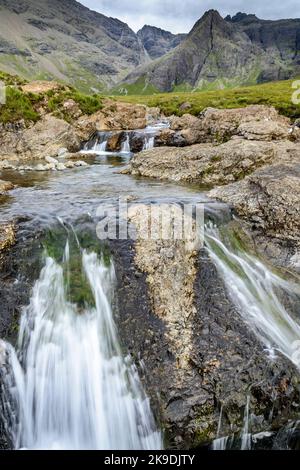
[
  {"xmin": 0, "ymin": 245, "xmax": 161, "ymax": 450},
  {"xmin": 143, "ymin": 135, "xmax": 155, "ymax": 151},
  {"xmin": 83, "ymin": 132, "xmax": 110, "ymax": 154},
  {"xmin": 121, "ymin": 134, "xmax": 131, "ymax": 153}
]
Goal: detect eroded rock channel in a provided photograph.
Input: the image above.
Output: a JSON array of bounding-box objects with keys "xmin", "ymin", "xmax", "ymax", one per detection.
[{"xmin": 0, "ymin": 101, "xmax": 300, "ymax": 450}]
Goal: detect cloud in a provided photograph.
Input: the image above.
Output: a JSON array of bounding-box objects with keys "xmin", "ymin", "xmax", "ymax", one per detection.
[{"xmin": 79, "ymin": 0, "xmax": 300, "ymax": 33}]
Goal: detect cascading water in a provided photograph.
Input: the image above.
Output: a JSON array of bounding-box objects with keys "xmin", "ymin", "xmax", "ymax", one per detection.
[
  {"xmin": 143, "ymin": 135, "xmax": 155, "ymax": 151},
  {"xmin": 121, "ymin": 134, "xmax": 131, "ymax": 153},
  {"xmin": 205, "ymin": 224, "xmax": 300, "ymax": 368},
  {"xmin": 83, "ymin": 132, "xmax": 110, "ymax": 154},
  {"xmin": 211, "ymin": 406, "xmax": 230, "ymax": 450},
  {"xmin": 241, "ymin": 396, "xmax": 252, "ymax": 450},
  {"xmin": 0, "ymin": 242, "xmax": 161, "ymax": 450}
]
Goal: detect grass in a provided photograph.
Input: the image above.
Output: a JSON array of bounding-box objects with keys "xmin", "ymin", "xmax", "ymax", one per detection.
[
  {"xmin": 0, "ymin": 71, "xmax": 104, "ymax": 124},
  {"xmin": 47, "ymin": 88, "xmax": 104, "ymax": 120},
  {"xmin": 0, "ymin": 87, "xmax": 39, "ymax": 124},
  {"xmin": 1, "ymin": 69, "xmax": 300, "ymax": 124},
  {"xmin": 114, "ymin": 78, "xmax": 300, "ymax": 119}
]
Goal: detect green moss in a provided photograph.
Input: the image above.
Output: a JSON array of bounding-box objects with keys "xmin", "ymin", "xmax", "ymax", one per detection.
[
  {"xmin": 211, "ymin": 155, "xmax": 222, "ymax": 162},
  {"xmin": 0, "ymin": 86, "xmax": 39, "ymax": 124},
  {"xmin": 43, "ymin": 225, "xmax": 111, "ymax": 309}
]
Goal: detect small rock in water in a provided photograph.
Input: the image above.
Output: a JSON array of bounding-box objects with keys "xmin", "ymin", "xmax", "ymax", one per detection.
[
  {"xmin": 56, "ymin": 163, "xmax": 66, "ymax": 171},
  {"xmin": 36, "ymin": 164, "xmax": 47, "ymax": 171},
  {"xmin": 47, "ymin": 163, "xmax": 56, "ymax": 170},
  {"xmin": 65, "ymin": 161, "xmax": 76, "ymax": 169},
  {"xmin": 45, "ymin": 155, "xmax": 59, "ymax": 165}
]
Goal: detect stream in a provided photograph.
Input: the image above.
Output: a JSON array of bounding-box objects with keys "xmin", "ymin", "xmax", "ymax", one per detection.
[{"xmin": 0, "ymin": 125, "xmax": 300, "ymax": 450}]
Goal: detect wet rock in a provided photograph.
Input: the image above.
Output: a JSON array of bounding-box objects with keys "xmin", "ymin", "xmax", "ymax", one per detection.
[
  {"xmin": 208, "ymin": 163, "xmax": 300, "ymax": 271},
  {"xmin": 110, "ymin": 216, "xmax": 300, "ymax": 449},
  {"xmin": 0, "ymin": 224, "xmax": 15, "ymax": 257},
  {"xmin": 56, "ymin": 163, "xmax": 66, "ymax": 171},
  {"xmin": 45, "ymin": 156, "xmax": 59, "ymax": 164},
  {"xmin": 106, "ymin": 131, "xmax": 125, "ymax": 152},
  {"xmin": 0, "ymin": 180, "xmax": 15, "ymax": 196},
  {"xmin": 147, "ymin": 107, "xmax": 163, "ymax": 124}
]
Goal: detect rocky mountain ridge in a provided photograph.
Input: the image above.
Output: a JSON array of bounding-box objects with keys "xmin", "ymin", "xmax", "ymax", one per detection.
[
  {"xmin": 124, "ymin": 10, "xmax": 300, "ymax": 92},
  {"xmin": 0, "ymin": 0, "xmax": 185, "ymax": 93}
]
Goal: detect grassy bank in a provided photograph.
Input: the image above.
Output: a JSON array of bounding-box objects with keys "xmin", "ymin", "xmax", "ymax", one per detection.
[
  {"xmin": 115, "ymin": 79, "xmax": 300, "ymax": 119},
  {"xmin": 1, "ymin": 70, "xmax": 300, "ymax": 124},
  {"xmin": 0, "ymin": 72, "xmax": 104, "ymax": 125}
]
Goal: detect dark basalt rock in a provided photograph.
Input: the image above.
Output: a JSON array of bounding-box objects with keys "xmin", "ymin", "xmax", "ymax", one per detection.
[
  {"xmin": 109, "ymin": 237, "xmax": 300, "ymax": 449},
  {"xmin": 1, "ymin": 219, "xmax": 299, "ymax": 450}
]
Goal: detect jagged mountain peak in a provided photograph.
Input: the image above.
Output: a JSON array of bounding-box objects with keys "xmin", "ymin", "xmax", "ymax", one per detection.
[
  {"xmin": 123, "ymin": 8, "xmax": 300, "ymax": 93},
  {"xmin": 225, "ymin": 12, "xmax": 260, "ymax": 24},
  {"xmin": 137, "ymin": 24, "xmax": 186, "ymax": 59},
  {"xmin": 188, "ymin": 9, "xmax": 231, "ymax": 37}
]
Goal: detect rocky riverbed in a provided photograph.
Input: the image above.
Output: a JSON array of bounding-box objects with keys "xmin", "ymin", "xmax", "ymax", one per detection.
[{"xmin": 1, "ymin": 95, "xmax": 300, "ymax": 450}]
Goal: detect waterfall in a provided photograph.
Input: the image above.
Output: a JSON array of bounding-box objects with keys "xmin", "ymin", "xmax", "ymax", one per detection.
[
  {"xmin": 211, "ymin": 405, "xmax": 230, "ymax": 450},
  {"xmin": 241, "ymin": 396, "xmax": 252, "ymax": 450},
  {"xmin": 212, "ymin": 437, "xmax": 230, "ymax": 450},
  {"xmin": 121, "ymin": 134, "xmax": 131, "ymax": 153},
  {"xmin": 0, "ymin": 245, "xmax": 161, "ymax": 450},
  {"xmin": 83, "ymin": 132, "xmax": 110, "ymax": 154},
  {"xmin": 143, "ymin": 135, "xmax": 155, "ymax": 151},
  {"xmin": 93, "ymin": 133, "xmax": 108, "ymax": 153},
  {"xmin": 205, "ymin": 224, "xmax": 300, "ymax": 368}
]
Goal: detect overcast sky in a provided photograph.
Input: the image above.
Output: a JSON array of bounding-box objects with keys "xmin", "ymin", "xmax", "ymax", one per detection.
[{"xmin": 79, "ymin": 0, "xmax": 300, "ymax": 33}]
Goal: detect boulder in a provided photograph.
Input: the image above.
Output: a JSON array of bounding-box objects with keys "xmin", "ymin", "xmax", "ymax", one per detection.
[
  {"xmin": 0, "ymin": 115, "xmax": 81, "ymax": 161},
  {"xmin": 164, "ymin": 106, "xmax": 292, "ymax": 147},
  {"xmin": 208, "ymin": 163, "xmax": 300, "ymax": 252},
  {"xmin": 75, "ymin": 100, "xmax": 147, "ymax": 141},
  {"xmin": 0, "ymin": 180, "xmax": 14, "ymax": 196},
  {"xmin": 110, "ymin": 209, "xmax": 300, "ymax": 449},
  {"xmin": 125, "ymin": 139, "xmax": 279, "ymax": 185}
]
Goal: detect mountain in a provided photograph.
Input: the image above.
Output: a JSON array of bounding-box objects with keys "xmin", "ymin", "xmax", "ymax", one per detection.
[
  {"xmin": 0, "ymin": 0, "xmax": 183, "ymax": 93},
  {"xmin": 137, "ymin": 25, "xmax": 186, "ymax": 59},
  {"xmin": 225, "ymin": 12, "xmax": 300, "ymax": 82},
  {"xmin": 0, "ymin": 0, "xmax": 149, "ymax": 92},
  {"xmin": 123, "ymin": 10, "xmax": 300, "ymax": 93}
]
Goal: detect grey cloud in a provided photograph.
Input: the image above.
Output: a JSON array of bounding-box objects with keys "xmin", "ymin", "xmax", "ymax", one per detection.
[{"xmin": 80, "ymin": 0, "xmax": 300, "ymax": 32}]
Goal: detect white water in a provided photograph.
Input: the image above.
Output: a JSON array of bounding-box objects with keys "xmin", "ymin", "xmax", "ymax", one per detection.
[
  {"xmin": 143, "ymin": 135, "xmax": 155, "ymax": 151},
  {"xmin": 1, "ymin": 247, "xmax": 161, "ymax": 450},
  {"xmin": 241, "ymin": 396, "xmax": 252, "ymax": 450},
  {"xmin": 121, "ymin": 134, "xmax": 131, "ymax": 153},
  {"xmin": 212, "ymin": 437, "xmax": 230, "ymax": 450},
  {"xmin": 205, "ymin": 224, "xmax": 300, "ymax": 369},
  {"xmin": 93, "ymin": 137, "xmax": 108, "ymax": 154},
  {"xmin": 211, "ymin": 406, "xmax": 230, "ymax": 450}
]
